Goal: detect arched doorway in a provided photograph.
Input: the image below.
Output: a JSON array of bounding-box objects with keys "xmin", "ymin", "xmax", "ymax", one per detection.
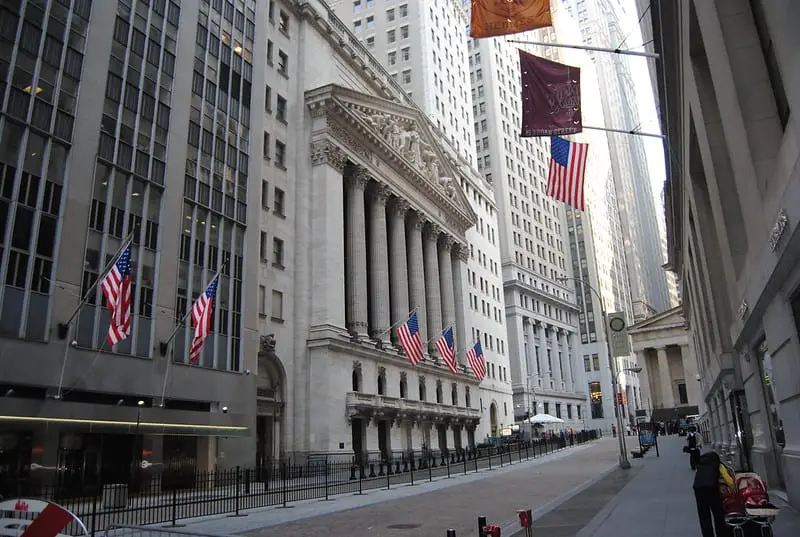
[
  {"xmin": 489, "ymin": 402, "xmax": 498, "ymax": 436},
  {"xmin": 256, "ymin": 335, "xmax": 286, "ymax": 467}
]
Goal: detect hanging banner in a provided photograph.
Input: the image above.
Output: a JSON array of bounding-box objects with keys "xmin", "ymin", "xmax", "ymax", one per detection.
[
  {"xmin": 469, "ymin": 0, "xmax": 552, "ymax": 39},
  {"xmin": 520, "ymin": 49, "xmax": 583, "ymax": 136}
]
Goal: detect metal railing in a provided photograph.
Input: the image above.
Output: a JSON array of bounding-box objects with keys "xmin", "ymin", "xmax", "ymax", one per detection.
[{"xmin": 3, "ymin": 431, "xmax": 600, "ymax": 536}]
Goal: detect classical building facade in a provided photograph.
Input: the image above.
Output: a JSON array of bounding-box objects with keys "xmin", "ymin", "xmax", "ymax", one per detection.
[
  {"xmin": 628, "ymin": 307, "xmax": 702, "ymax": 422},
  {"xmin": 256, "ymin": 0, "xmax": 482, "ymax": 461},
  {"xmin": 649, "ymin": 0, "xmax": 800, "ymax": 507}
]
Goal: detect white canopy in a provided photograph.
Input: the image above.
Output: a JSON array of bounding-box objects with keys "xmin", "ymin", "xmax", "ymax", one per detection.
[{"xmin": 525, "ymin": 413, "xmax": 564, "ymax": 424}]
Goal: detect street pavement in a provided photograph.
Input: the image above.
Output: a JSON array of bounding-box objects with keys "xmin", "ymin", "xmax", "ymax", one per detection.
[
  {"xmin": 170, "ymin": 437, "xmax": 621, "ymax": 537},
  {"xmin": 574, "ymin": 435, "xmax": 800, "ymax": 537},
  {"xmin": 152, "ymin": 435, "xmax": 800, "ymax": 537}
]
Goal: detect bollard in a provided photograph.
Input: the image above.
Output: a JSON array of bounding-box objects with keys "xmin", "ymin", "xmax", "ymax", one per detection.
[
  {"xmin": 477, "ymin": 516, "xmax": 487, "ymax": 537},
  {"xmin": 447, "ymin": 529, "xmax": 457, "ymax": 537}
]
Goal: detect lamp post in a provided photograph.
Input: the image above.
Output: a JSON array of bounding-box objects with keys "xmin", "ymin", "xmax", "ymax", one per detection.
[{"xmin": 557, "ymin": 276, "xmax": 631, "ymax": 470}]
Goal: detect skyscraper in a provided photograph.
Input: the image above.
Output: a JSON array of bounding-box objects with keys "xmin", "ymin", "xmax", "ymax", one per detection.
[{"xmin": 563, "ymin": 0, "xmax": 672, "ymax": 319}]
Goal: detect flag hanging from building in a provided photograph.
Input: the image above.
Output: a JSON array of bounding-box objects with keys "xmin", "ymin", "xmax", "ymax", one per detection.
[
  {"xmin": 397, "ymin": 311, "xmax": 424, "ymax": 366},
  {"xmin": 100, "ymin": 241, "xmax": 132, "ymax": 346},
  {"xmin": 436, "ymin": 326, "xmax": 458, "ymax": 375},
  {"xmin": 466, "ymin": 339, "xmax": 486, "ymax": 381},
  {"xmin": 519, "ymin": 50, "xmax": 582, "ymax": 137},
  {"xmin": 190, "ymin": 274, "xmax": 219, "ymax": 362},
  {"xmin": 547, "ymin": 135, "xmax": 589, "ymax": 211},
  {"xmin": 469, "ymin": 0, "xmax": 552, "ymax": 39}
]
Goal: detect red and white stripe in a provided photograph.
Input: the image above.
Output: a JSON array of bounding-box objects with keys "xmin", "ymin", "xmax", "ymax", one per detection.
[{"xmin": 547, "ymin": 140, "xmax": 588, "ymax": 211}]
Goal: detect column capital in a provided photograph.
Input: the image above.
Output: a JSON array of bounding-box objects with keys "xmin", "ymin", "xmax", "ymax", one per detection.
[
  {"xmin": 455, "ymin": 243, "xmax": 470, "ymax": 262},
  {"xmin": 439, "ymin": 233, "xmax": 456, "ymax": 249},
  {"xmin": 350, "ymin": 167, "xmax": 371, "ymax": 187},
  {"xmin": 425, "ymin": 222, "xmax": 442, "ymax": 239},
  {"xmin": 389, "ymin": 197, "xmax": 410, "ymax": 217},
  {"xmin": 409, "ymin": 210, "xmax": 427, "ymax": 230},
  {"xmin": 369, "ymin": 182, "xmax": 392, "ymax": 204},
  {"xmin": 311, "ymin": 140, "xmax": 347, "ymax": 172}
]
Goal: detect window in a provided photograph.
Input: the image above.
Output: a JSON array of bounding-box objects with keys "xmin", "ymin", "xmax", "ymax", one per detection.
[
  {"xmin": 366, "ymin": 36, "xmax": 374, "ymax": 48},
  {"xmin": 583, "ymin": 354, "xmax": 591, "ymax": 372},
  {"xmin": 261, "ymin": 180, "xmax": 269, "ymax": 208},
  {"xmin": 678, "ymin": 382, "xmax": 688, "ymax": 405},
  {"xmin": 274, "ymin": 140, "xmax": 286, "ymax": 168},
  {"xmin": 259, "ymin": 231, "xmax": 268, "ymax": 260},
  {"xmin": 387, "ymin": 29, "xmax": 395, "ymax": 43},
  {"xmin": 386, "ymin": 8, "xmax": 394, "ymax": 21},
  {"xmin": 402, "ymin": 70, "xmax": 411, "ymax": 84},
  {"xmin": 258, "ymin": 285, "xmax": 266, "ymax": 316},
  {"xmin": 400, "ymin": 25, "xmax": 408, "ymax": 39},
  {"xmin": 279, "ymin": 11, "xmax": 290, "ymax": 34},
  {"xmin": 271, "ymin": 290, "xmax": 283, "ymax": 320},
  {"xmin": 262, "ymin": 131, "xmax": 270, "ymax": 158},
  {"xmin": 366, "ymin": 15, "xmax": 374, "ymax": 29},
  {"xmin": 272, "ymin": 237, "xmax": 284, "ymax": 267},
  {"xmin": 388, "ymin": 51, "xmax": 396, "ymax": 65},
  {"xmin": 399, "ymin": 3, "xmax": 408, "ymax": 17},
  {"xmin": 273, "ymin": 187, "xmax": 285, "ymax": 216},
  {"xmin": 401, "ymin": 47, "xmax": 410, "ymax": 61},
  {"xmin": 266, "ymin": 40, "xmax": 274, "ymax": 65},
  {"xmin": 589, "ymin": 381, "xmax": 603, "ymax": 419},
  {"xmin": 277, "ymin": 51, "xmax": 288, "ymax": 75},
  {"xmin": 264, "ymin": 85, "xmax": 272, "ymax": 111},
  {"xmin": 276, "ymin": 95, "xmax": 287, "ymax": 122},
  {"xmin": 353, "ymin": 0, "xmax": 361, "ymax": 12},
  {"xmin": 592, "ymin": 353, "xmax": 600, "ymax": 371},
  {"xmin": 748, "ymin": 0, "xmax": 790, "ymax": 129}
]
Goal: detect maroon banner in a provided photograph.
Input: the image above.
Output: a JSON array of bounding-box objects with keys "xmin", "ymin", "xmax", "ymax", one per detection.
[{"xmin": 519, "ymin": 49, "xmax": 582, "ymax": 137}]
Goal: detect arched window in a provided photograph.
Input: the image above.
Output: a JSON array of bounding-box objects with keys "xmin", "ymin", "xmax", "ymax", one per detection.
[
  {"xmin": 465, "ymin": 387, "xmax": 471, "ymax": 408},
  {"xmin": 419, "ymin": 377, "xmax": 426, "ymax": 401},
  {"xmin": 377, "ymin": 368, "xmax": 386, "ymax": 395},
  {"xmin": 352, "ymin": 363, "xmax": 362, "ymax": 392},
  {"xmin": 451, "ymin": 383, "xmax": 458, "ymax": 406},
  {"xmin": 399, "ymin": 373, "xmax": 408, "ymax": 398},
  {"xmin": 436, "ymin": 380, "xmax": 443, "ymax": 403}
]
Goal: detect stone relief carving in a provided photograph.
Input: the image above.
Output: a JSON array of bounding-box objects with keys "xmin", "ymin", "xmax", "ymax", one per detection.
[
  {"xmin": 310, "ymin": 140, "xmax": 346, "ymax": 172},
  {"xmin": 259, "ymin": 334, "xmax": 277, "ymax": 354}
]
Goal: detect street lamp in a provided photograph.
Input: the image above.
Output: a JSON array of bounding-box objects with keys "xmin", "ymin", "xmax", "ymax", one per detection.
[{"xmin": 557, "ymin": 276, "xmax": 631, "ymax": 470}]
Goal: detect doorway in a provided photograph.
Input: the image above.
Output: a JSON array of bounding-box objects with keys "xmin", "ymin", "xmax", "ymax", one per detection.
[
  {"xmin": 377, "ymin": 420, "xmax": 391, "ymax": 460},
  {"xmin": 351, "ymin": 418, "xmax": 365, "ymax": 461}
]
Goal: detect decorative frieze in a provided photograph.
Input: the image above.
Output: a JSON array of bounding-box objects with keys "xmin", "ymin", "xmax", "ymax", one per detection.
[{"xmin": 310, "ymin": 140, "xmax": 346, "ymax": 172}]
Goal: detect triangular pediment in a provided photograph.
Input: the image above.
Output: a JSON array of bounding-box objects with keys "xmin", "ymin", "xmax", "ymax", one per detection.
[
  {"xmin": 630, "ymin": 306, "xmax": 686, "ymax": 333},
  {"xmin": 306, "ymin": 85, "xmax": 477, "ymax": 233}
]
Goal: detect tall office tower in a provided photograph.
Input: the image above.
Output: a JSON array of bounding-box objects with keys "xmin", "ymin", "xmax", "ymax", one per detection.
[
  {"xmin": 0, "ymin": 0, "xmax": 262, "ymax": 473},
  {"xmin": 332, "ymin": 0, "xmax": 511, "ymax": 437},
  {"xmin": 465, "ymin": 25, "xmax": 587, "ymax": 430},
  {"xmin": 330, "ymin": 0, "xmax": 476, "ymax": 165},
  {"xmin": 562, "ymin": 0, "xmax": 671, "ymax": 319}
]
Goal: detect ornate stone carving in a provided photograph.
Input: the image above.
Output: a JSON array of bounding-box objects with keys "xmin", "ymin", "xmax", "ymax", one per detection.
[
  {"xmin": 455, "ymin": 243, "xmax": 470, "ymax": 262},
  {"xmin": 369, "ymin": 182, "xmax": 392, "ymax": 204},
  {"xmin": 348, "ymin": 167, "xmax": 371, "ymax": 189},
  {"xmin": 310, "ymin": 140, "xmax": 346, "ymax": 172},
  {"xmin": 425, "ymin": 222, "xmax": 442, "ymax": 239},
  {"xmin": 259, "ymin": 334, "xmax": 276, "ymax": 354},
  {"xmin": 327, "ymin": 121, "xmax": 373, "ymax": 163},
  {"xmin": 409, "ymin": 210, "xmax": 427, "ymax": 230},
  {"xmin": 389, "ymin": 198, "xmax": 410, "ymax": 217},
  {"xmin": 437, "ymin": 176, "xmax": 457, "ymax": 199},
  {"xmin": 353, "ymin": 360, "xmax": 362, "ymax": 372},
  {"xmin": 439, "ymin": 234, "xmax": 455, "ymax": 249}
]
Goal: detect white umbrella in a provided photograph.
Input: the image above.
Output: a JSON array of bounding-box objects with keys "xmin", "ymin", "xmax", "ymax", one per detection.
[{"xmin": 525, "ymin": 413, "xmax": 564, "ymax": 424}]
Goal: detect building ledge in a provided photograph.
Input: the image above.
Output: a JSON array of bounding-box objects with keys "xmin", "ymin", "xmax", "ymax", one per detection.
[{"xmin": 345, "ymin": 392, "xmax": 480, "ymax": 426}]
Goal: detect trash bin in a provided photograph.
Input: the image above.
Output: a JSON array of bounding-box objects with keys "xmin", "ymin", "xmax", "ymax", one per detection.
[{"xmin": 102, "ymin": 484, "xmax": 128, "ymax": 508}]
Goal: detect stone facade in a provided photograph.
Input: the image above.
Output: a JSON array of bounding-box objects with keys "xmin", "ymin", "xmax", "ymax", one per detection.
[
  {"xmin": 628, "ymin": 308, "xmax": 702, "ymax": 422},
  {"xmin": 649, "ymin": 0, "xmax": 800, "ymax": 507},
  {"xmin": 257, "ymin": 1, "xmax": 483, "ymax": 462}
]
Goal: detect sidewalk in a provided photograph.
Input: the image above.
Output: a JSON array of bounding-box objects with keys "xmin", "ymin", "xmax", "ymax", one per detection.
[
  {"xmin": 163, "ymin": 438, "xmax": 621, "ymax": 537},
  {"xmin": 574, "ymin": 435, "xmax": 800, "ymax": 537}
]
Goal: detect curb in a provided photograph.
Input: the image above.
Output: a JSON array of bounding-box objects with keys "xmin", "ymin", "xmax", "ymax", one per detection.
[{"xmin": 499, "ymin": 462, "xmax": 620, "ymax": 537}]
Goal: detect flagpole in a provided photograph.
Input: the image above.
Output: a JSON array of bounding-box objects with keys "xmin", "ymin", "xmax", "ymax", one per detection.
[
  {"xmin": 158, "ymin": 260, "xmax": 229, "ymax": 407},
  {"xmin": 508, "ymin": 39, "xmax": 659, "ymax": 59},
  {"xmin": 582, "ymin": 125, "xmax": 665, "ymax": 139},
  {"xmin": 372, "ymin": 306, "xmax": 419, "ymax": 341},
  {"xmin": 54, "ymin": 233, "xmax": 135, "ymax": 400},
  {"xmin": 423, "ymin": 324, "xmax": 451, "ymax": 346}
]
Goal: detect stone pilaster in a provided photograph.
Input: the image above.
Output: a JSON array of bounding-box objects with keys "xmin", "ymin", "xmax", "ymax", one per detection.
[
  {"xmin": 423, "ymin": 222, "xmax": 443, "ymax": 352},
  {"xmin": 657, "ymin": 347, "xmax": 675, "ymax": 408},
  {"xmin": 564, "ymin": 332, "xmax": 575, "ymax": 392},
  {"xmin": 452, "ymin": 244, "xmax": 469, "ymax": 362},
  {"xmin": 550, "ymin": 326, "xmax": 563, "ymax": 390},
  {"xmin": 406, "ymin": 211, "xmax": 427, "ymax": 344},
  {"xmin": 345, "ymin": 168, "xmax": 369, "ymax": 337},
  {"xmin": 388, "ymin": 199, "xmax": 410, "ymax": 331},
  {"xmin": 367, "ymin": 183, "xmax": 391, "ymax": 341},
  {"xmin": 438, "ymin": 235, "xmax": 456, "ymax": 342}
]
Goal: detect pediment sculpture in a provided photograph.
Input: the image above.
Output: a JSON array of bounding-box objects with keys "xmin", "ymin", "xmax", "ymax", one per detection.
[
  {"xmin": 259, "ymin": 333, "xmax": 276, "ymax": 354},
  {"xmin": 358, "ymin": 109, "xmax": 456, "ymax": 198}
]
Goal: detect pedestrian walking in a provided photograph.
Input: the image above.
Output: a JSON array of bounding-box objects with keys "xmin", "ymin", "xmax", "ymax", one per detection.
[
  {"xmin": 693, "ymin": 451, "xmax": 734, "ymax": 537},
  {"xmin": 686, "ymin": 426, "xmax": 701, "ymax": 470}
]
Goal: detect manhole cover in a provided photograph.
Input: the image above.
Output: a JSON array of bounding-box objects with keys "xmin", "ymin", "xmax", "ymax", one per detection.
[{"xmin": 387, "ymin": 524, "xmax": 422, "ymax": 530}]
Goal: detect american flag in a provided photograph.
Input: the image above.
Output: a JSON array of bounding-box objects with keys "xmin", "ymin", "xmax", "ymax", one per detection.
[
  {"xmin": 100, "ymin": 242, "xmax": 132, "ymax": 346},
  {"xmin": 466, "ymin": 339, "xmax": 486, "ymax": 381},
  {"xmin": 190, "ymin": 274, "xmax": 219, "ymax": 362},
  {"xmin": 436, "ymin": 326, "xmax": 458, "ymax": 374},
  {"xmin": 397, "ymin": 311, "xmax": 424, "ymax": 365},
  {"xmin": 547, "ymin": 135, "xmax": 589, "ymax": 211}
]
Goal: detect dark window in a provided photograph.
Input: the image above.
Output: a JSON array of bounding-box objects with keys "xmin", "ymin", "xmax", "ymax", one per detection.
[{"xmin": 748, "ymin": 0, "xmax": 790, "ymax": 129}]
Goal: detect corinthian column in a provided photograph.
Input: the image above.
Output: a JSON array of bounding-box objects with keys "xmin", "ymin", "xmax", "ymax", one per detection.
[
  {"xmin": 368, "ymin": 183, "xmax": 391, "ymax": 341},
  {"xmin": 452, "ymin": 245, "xmax": 469, "ymax": 362},
  {"xmin": 423, "ymin": 222, "xmax": 443, "ymax": 350},
  {"xmin": 438, "ymin": 235, "xmax": 456, "ymax": 339},
  {"xmin": 388, "ymin": 199, "xmax": 410, "ymax": 330},
  {"xmin": 657, "ymin": 347, "xmax": 675, "ymax": 408},
  {"xmin": 406, "ymin": 211, "xmax": 427, "ymax": 344},
  {"xmin": 345, "ymin": 168, "xmax": 369, "ymax": 337}
]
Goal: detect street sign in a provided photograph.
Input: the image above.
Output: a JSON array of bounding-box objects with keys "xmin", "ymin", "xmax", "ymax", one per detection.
[{"xmin": 606, "ymin": 311, "xmax": 631, "ymax": 357}]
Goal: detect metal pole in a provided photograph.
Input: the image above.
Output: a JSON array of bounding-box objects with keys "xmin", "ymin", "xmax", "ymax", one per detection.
[
  {"xmin": 507, "ymin": 39, "xmax": 660, "ymax": 59},
  {"xmin": 581, "ymin": 125, "xmax": 665, "ymax": 139},
  {"xmin": 560, "ymin": 276, "xmax": 630, "ymax": 470}
]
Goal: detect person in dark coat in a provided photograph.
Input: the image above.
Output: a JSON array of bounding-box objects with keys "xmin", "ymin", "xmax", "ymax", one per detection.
[{"xmin": 693, "ymin": 451, "xmax": 730, "ymax": 537}]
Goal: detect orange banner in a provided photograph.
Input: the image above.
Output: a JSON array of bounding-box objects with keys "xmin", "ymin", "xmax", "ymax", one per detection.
[{"xmin": 469, "ymin": 0, "xmax": 552, "ymax": 39}]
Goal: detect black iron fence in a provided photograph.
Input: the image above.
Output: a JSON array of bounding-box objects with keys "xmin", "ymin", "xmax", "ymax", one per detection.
[{"xmin": 2, "ymin": 431, "xmax": 600, "ymax": 536}]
